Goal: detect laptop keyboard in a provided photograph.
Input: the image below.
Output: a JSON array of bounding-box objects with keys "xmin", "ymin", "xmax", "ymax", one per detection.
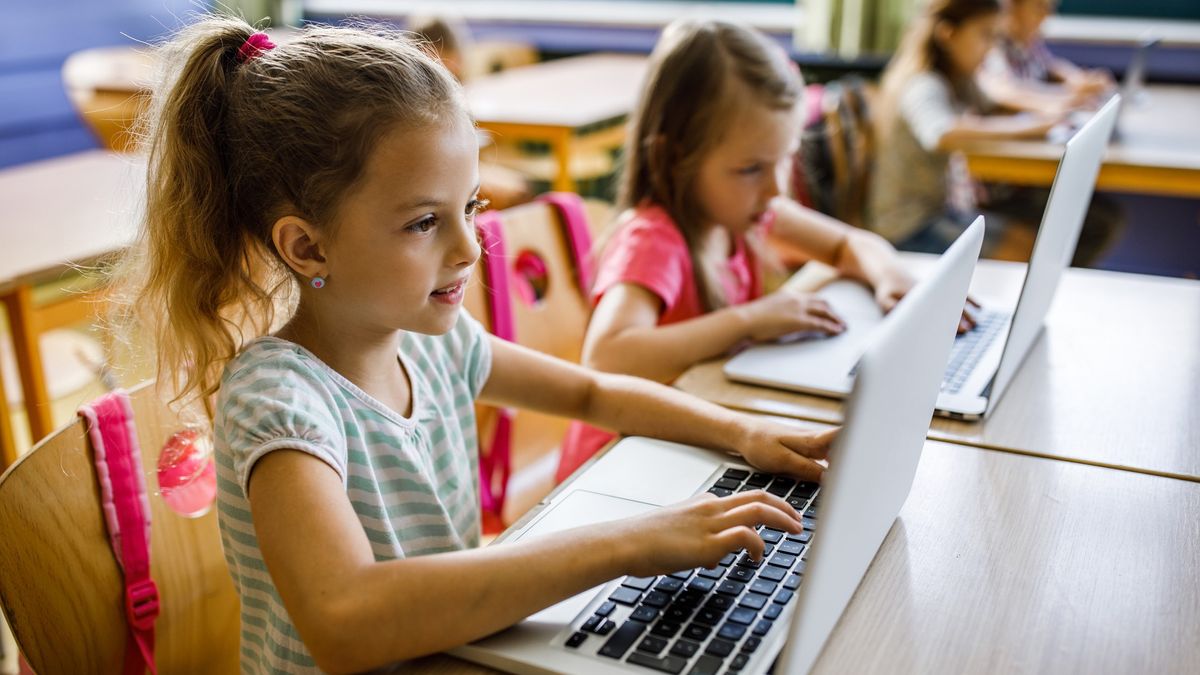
[
  {"xmin": 847, "ymin": 308, "xmax": 1009, "ymax": 395},
  {"xmin": 941, "ymin": 309, "xmax": 1008, "ymax": 394},
  {"xmin": 562, "ymin": 468, "xmax": 820, "ymax": 674}
]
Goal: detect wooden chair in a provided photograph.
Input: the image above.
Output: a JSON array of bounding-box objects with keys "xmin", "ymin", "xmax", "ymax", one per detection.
[
  {"xmin": 61, "ymin": 47, "xmax": 154, "ymax": 153},
  {"xmin": 0, "ymin": 380, "xmax": 239, "ymax": 674},
  {"xmin": 467, "ymin": 196, "xmax": 597, "ymax": 526}
]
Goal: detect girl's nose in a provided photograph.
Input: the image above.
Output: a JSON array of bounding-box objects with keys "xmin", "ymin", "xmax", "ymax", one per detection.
[{"xmin": 451, "ymin": 215, "xmax": 482, "ymax": 269}]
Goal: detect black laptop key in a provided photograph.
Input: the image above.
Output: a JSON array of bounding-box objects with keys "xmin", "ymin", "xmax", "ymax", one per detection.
[
  {"xmin": 643, "ymin": 591, "xmax": 671, "ymax": 609},
  {"xmin": 774, "ymin": 589, "xmax": 794, "ymax": 604},
  {"xmin": 623, "ymin": 576, "xmax": 657, "ymax": 591},
  {"xmin": 746, "ymin": 472, "xmax": 771, "ymax": 488},
  {"xmin": 675, "ymin": 589, "xmax": 705, "ymax": 608},
  {"xmin": 728, "ymin": 652, "xmax": 750, "ymax": 672},
  {"xmin": 713, "ymin": 477, "xmax": 742, "ymax": 491},
  {"xmin": 751, "ymin": 619, "xmax": 773, "ymax": 637},
  {"xmin": 738, "ymin": 592, "xmax": 768, "ymax": 611},
  {"xmin": 767, "ymin": 476, "xmax": 795, "ymax": 493},
  {"xmin": 707, "ymin": 487, "xmax": 733, "ymax": 498},
  {"xmin": 778, "ymin": 541, "xmax": 804, "ymax": 556},
  {"xmin": 598, "ymin": 620, "xmax": 647, "ymax": 659},
  {"xmin": 694, "ymin": 607, "xmax": 724, "ymax": 626},
  {"xmin": 805, "ymin": 503, "xmax": 819, "ymax": 518},
  {"xmin": 758, "ymin": 528, "xmax": 783, "ymax": 544},
  {"xmin": 631, "ymin": 606, "xmax": 659, "ymax": 623},
  {"xmin": 722, "ymin": 468, "xmax": 750, "ymax": 482},
  {"xmin": 596, "ymin": 619, "xmax": 616, "ymax": 635},
  {"xmin": 697, "ymin": 566, "xmax": 725, "ymax": 581},
  {"xmin": 565, "ymin": 631, "xmax": 588, "ymax": 648},
  {"xmin": 769, "ymin": 553, "xmax": 797, "ymax": 568},
  {"xmin": 783, "ymin": 574, "xmax": 801, "ymax": 591},
  {"xmin": 717, "ymin": 621, "xmax": 747, "ymax": 641},
  {"xmin": 582, "ymin": 615, "xmax": 602, "ymax": 632},
  {"xmin": 716, "ymin": 580, "xmax": 745, "ymax": 596},
  {"xmin": 728, "ymin": 608, "xmax": 758, "ymax": 625},
  {"xmin": 637, "ymin": 636, "xmax": 669, "ymax": 655},
  {"xmin": 594, "ymin": 600, "xmax": 616, "ymax": 617},
  {"xmin": 803, "ymin": 518, "xmax": 817, "ymax": 531},
  {"xmin": 728, "ymin": 566, "xmax": 756, "ymax": 583},
  {"xmin": 705, "ymin": 638, "xmax": 736, "ymax": 657},
  {"xmin": 719, "ymin": 552, "xmax": 737, "ymax": 566},
  {"xmin": 736, "ymin": 554, "xmax": 762, "ymax": 570},
  {"xmin": 786, "ymin": 496, "xmax": 808, "ymax": 511},
  {"xmin": 749, "ymin": 579, "xmax": 777, "ymax": 596},
  {"xmin": 689, "ymin": 654, "xmax": 726, "ymax": 675},
  {"xmin": 786, "ymin": 531, "xmax": 813, "ymax": 545},
  {"xmin": 670, "ymin": 639, "xmax": 700, "ymax": 658},
  {"xmin": 795, "ymin": 560, "xmax": 808, "ymax": 575},
  {"xmin": 627, "ymin": 651, "xmax": 688, "ymax": 674},
  {"xmin": 759, "ymin": 566, "xmax": 786, "ymax": 582},
  {"xmin": 611, "ymin": 586, "xmax": 642, "ymax": 606},
  {"xmin": 764, "ymin": 603, "xmax": 783, "ymax": 620},
  {"xmin": 740, "ymin": 636, "xmax": 762, "ymax": 653},
  {"xmin": 793, "ymin": 482, "xmax": 819, "ymax": 498},
  {"xmin": 704, "ymin": 594, "xmax": 734, "ymax": 611},
  {"xmin": 683, "ymin": 623, "xmax": 712, "ymax": 641},
  {"xmin": 688, "ymin": 577, "xmax": 718, "ymax": 593},
  {"xmin": 655, "ymin": 578, "xmax": 685, "ymax": 594},
  {"xmin": 649, "ymin": 621, "xmax": 682, "ymax": 638},
  {"xmin": 665, "ymin": 605, "xmax": 693, "ymax": 623}
]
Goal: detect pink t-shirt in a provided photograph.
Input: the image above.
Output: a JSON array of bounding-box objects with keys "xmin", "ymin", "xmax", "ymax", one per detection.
[{"xmin": 557, "ymin": 204, "xmax": 766, "ymax": 482}]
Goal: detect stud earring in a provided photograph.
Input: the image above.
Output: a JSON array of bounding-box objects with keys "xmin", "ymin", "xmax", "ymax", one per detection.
[{"xmin": 310, "ymin": 276, "xmax": 326, "ymax": 289}]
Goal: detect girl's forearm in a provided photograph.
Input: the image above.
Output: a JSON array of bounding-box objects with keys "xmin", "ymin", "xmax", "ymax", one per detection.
[
  {"xmin": 307, "ymin": 525, "xmax": 633, "ymax": 673},
  {"xmin": 584, "ymin": 307, "xmax": 752, "ymax": 383}
]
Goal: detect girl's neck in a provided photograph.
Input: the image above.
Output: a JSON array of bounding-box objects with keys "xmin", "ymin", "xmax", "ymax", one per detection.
[{"xmin": 276, "ymin": 307, "xmax": 413, "ymax": 417}]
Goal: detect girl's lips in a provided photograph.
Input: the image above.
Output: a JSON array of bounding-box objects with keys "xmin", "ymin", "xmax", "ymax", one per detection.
[{"xmin": 431, "ymin": 278, "xmax": 467, "ymax": 304}]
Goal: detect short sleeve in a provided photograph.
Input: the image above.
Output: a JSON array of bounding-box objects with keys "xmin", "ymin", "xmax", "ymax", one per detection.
[
  {"xmin": 592, "ymin": 213, "xmax": 692, "ymax": 312},
  {"xmin": 217, "ymin": 352, "xmax": 348, "ymax": 496},
  {"xmin": 444, "ymin": 309, "xmax": 494, "ymax": 398},
  {"xmin": 901, "ymin": 73, "xmax": 957, "ymax": 152}
]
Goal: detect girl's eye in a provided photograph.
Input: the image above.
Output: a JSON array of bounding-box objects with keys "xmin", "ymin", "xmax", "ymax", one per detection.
[
  {"xmin": 738, "ymin": 165, "xmax": 763, "ymax": 176},
  {"xmin": 407, "ymin": 216, "xmax": 437, "ymax": 233},
  {"xmin": 466, "ymin": 197, "xmax": 491, "ymax": 218}
]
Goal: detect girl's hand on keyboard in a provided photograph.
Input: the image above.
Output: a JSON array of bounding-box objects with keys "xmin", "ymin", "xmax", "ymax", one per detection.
[
  {"xmin": 958, "ymin": 296, "xmax": 982, "ymax": 334},
  {"xmin": 739, "ymin": 290, "xmax": 845, "ymax": 342},
  {"xmin": 734, "ymin": 423, "xmax": 835, "ymax": 483},
  {"xmin": 615, "ymin": 490, "xmax": 802, "ymax": 576}
]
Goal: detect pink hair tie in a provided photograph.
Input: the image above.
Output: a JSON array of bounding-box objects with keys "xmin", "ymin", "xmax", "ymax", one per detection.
[{"xmin": 237, "ymin": 32, "xmax": 276, "ymax": 63}]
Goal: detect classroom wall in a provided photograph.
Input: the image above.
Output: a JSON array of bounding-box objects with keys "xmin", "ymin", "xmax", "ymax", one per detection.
[{"xmin": 0, "ymin": 1, "xmax": 202, "ymax": 169}]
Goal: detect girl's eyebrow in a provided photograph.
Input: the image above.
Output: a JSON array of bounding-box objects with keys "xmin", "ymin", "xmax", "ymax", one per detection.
[{"xmin": 397, "ymin": 185, "xmax": 481, "ymax": 211}]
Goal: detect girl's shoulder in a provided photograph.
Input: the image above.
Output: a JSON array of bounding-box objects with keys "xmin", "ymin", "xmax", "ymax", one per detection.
[
  {"xmin": 610, "ymin": 203, "xmax": 688, "ymax": 247},
  {"xmin": 219, "ymin": 336, "xmax": 334, "ymax": 399}
]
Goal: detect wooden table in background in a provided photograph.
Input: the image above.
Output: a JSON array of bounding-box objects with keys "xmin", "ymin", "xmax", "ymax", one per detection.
[
  {"xmin": 963, "ymin": 85, "xmax": 1200, "ymax": 198},
  {"xmin": 0, "ymin": 151, "xmax": 144, "ymax": 470},
  {"xmin": 677, "ymin": 255, "xmax": 1200, "ymax": 481},
  {"xmin": 465, "ymin": 54, "xmax": 647, "ymax": 193},
  {"xmin": 407, "ymin": 424, "xmax": 1200, "ymax": 673}
]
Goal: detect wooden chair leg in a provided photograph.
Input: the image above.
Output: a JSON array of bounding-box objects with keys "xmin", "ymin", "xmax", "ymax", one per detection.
[{"xmin": 1, "ymin": 286, "xmax": 54, "ymax": 447}]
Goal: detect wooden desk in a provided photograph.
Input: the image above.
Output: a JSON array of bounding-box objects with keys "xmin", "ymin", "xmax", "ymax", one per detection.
[
  {"xmin": 405, "ymin": 425, "xmax": 1200, "ymax": 673},
  {"xmin": 0, "ymin": 151, "xmax": 144, "ymax": 469},
  {"xmin": 963, "ymin": 85, "xmax": 1200, "ymax": 198},
  {"xmin": 677, "ymin": 255, "xmax": 1200, "ymax": 481},
  {"xmin": 465, "ymin": 54, "xmax": 647, "ymax": 192}
]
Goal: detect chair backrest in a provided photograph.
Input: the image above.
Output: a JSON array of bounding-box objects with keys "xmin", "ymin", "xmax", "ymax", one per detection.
[
  {"xmin": 465, "ymin": 40, "xmax": 539, "ymax": 78},
  {"xmin": 0, "ymin": 381, "xmax": 239, "ymax": 674},
  {"xmin": 795, "ymin": 77, "xmax": 876, "ymax": 229}
]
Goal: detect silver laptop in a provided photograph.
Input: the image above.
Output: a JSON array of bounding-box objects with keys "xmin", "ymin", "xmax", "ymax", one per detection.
[
  {"xmin": 450, "ymin": 219, "xmax": 983, "ymax": 675},
  {"xmin": 723, "ymin": 95, "xmax": 1120, "ymax": 420}
]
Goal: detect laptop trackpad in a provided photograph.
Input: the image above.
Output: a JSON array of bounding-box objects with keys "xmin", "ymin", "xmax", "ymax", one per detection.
[{"xmin": 513, "ymin": 490, "xmax": 659, "ymax": 624}]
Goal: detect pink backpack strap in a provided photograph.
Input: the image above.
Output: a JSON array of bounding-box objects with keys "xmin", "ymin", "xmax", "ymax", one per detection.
[
  {"xmin": 78, "ymin": 391, "xmax": 159, "ymax": 675},
  {"xmin": 473, "ymin": 213, "xmax": 514, "ymax": 519},
  {"xmin": 536, "ymin": 192, "xmax": 595, "ymax": 292}
]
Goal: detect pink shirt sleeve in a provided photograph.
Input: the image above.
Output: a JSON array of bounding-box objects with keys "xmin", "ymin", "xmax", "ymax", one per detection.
[{"xmin": 592, "ymin": 207, "xmax": 696, "ymax": 317}]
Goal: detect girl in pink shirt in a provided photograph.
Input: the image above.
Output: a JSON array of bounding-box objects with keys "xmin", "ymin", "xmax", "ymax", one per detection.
[{"xmin": 558, "ymin": 20, "xmax": 947, "ymax": 481}]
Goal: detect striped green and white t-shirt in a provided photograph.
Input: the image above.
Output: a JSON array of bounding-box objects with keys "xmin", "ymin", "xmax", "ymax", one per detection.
[{"xmin": 214, "ymin": 311, "xmax": 492, "ymax": 673}]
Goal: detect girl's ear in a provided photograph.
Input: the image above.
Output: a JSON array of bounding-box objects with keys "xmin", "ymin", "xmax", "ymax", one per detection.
[
  {"xmin": 933, "ymin": 19, "xmax": 955, "ymax": 47},
  {"xmin": 272, "ymin": 215, "xmax": 328, "ymax": 280}
]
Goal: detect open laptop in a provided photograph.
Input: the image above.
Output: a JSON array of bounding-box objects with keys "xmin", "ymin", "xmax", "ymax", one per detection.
[
  {"xmin": 450, "ymin": 219, "xmax": 982, "ymax": 675},
  {"xmin": 723, "ymin": 95, "xmax": 1120, "ymax": 420}
]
